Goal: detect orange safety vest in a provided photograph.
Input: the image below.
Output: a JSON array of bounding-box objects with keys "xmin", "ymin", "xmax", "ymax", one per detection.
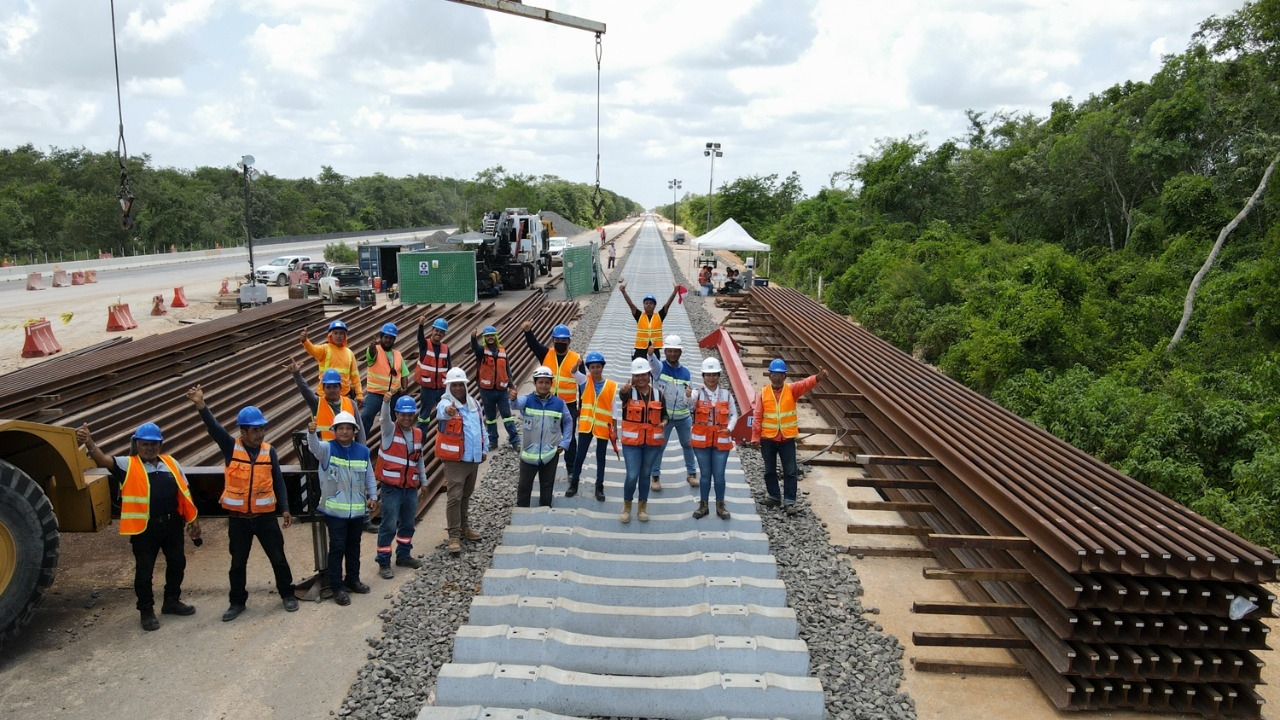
[
  {"xmin": 435, "ymin": 415, "xmax": 466, "ymax": 462},
  {"xmin": 577, "ymin": 378, "xmax": 617, "ymax": 439},
  {"xmin": 691, "ymin": 388, "xmax": 735, "ymax": 451},
  {"xmin": 477, "ymin": 345, "xmax": 510, "ymax": 390},
  {"xmin": 316, "ymin": 344, "xmax": 357, "ymax": 398},
  {"xmin": 221, "ymin": 441, "xmax": 277, "ymax": 513},
  {"xmin": 417, "ymin": 340, "xmax": 449, "ymax": 389},
  {"xmin": 315, "ymin": 396, "xmax": 357, "ymax": 442},
  {"xmin": 376, "ymin": 424, "xmax": 423, "ymax": 488},
  {"xmin": 542, "ymin": 349, "xmax": 581, "ymax": 404},
  {"xmin": 119, "ymin": 455, "xmax": 197, "ymax": 535},
  {"xmin": 366, "ymin": 346, "xmax": 404, "ymax": 396},
  {"xmin": 634, "ymin": 312, "xmax": 663, "ymax": 350},
  {"xmin": 620, "ymin": 388, "xmax": 664, "ymax": 446},
  {"xmin": 760, "ymin": 384, "xmax": 799, "ymax": 440}
]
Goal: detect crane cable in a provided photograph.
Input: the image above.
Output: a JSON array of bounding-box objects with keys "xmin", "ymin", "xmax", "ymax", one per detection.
[
  {"xmin": 110, "ymin": 0, "xmax": 136, "ymax": 230},
  {"xmin": 591, "ymin": 32, "xmax": 605, "ymax": 222}
]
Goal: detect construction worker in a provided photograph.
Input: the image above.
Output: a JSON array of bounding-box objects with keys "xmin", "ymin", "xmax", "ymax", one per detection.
[
  {"xmin": 416, "ymin": 316, "xmax": 451, "ymax": 427},
  {"xmin": 301, "ymin": 320, "xmax": 362, "ymax": 407},
  {"xmin": 691, "ymin": 357, "xmax": 737, "ymax": 519},
  {"xmin": 186, "ymin": 386, "xmax": 298, "ymax": 621},
  {"xmin": 306, "ymin": 411, "xmax": 378, "ymax": 606},
  {"xmin": 362, "ymin": 322, "xmax": 410, "ymax": 434},
  {"xmin": 619, "ymin": 282, "xmax": 677, "ymax": 360},
  {"xmin": 470, "ymin": 325, "xmax": 520, "ymax": 451},
  {"xmin": 436, "ymin": 367, "xmax": 487, "ymax": 554},
  {"xmin": 374, "ymin": 394, "xmax": 425, "ymax": 578},
  {"xmin": 521, "ymin": 321, "xmax": 584, "ymax": 480},
  {"xmin": 618, "ymin": 358, "xmax": 668, "ymax": 523},
  {"xmin": 508, "ymin": 366, "xmax": 573, "ymax": 508},
  {"xmin": 285, "ymin": 360, "xmax": 366, "ymax": 444},
  {"xmin": 643, "ymin": 334, "xmax": 697, "ymax": 492},
  {"xmin": 569, "ymin": 351, "xmax": 617, "ymax": 501},
  {"xmin": 748, "ymin": 359, "xmax": 828, "ymax": 516},
  {"xmin": 75, "ymin": 422, "xmax": 200, "ymax": 631}
]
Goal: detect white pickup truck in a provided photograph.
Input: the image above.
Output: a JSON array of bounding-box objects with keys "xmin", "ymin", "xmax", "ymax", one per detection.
[{"xmin": 253, "ymin": 255, "xmax": 312, "ymax": 286}]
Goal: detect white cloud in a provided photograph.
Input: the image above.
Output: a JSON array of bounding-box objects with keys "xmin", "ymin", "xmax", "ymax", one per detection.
[
  {"xmin": 124, "ymin": 0, "xmax": 217, "ymax": 44},
  {"xmin": 126, "ymin": 76, "xmax": 186, "ymax": 98},
  {"xmin": 0, "ymin": 3, "xmax": 37, "ymax": 57}
]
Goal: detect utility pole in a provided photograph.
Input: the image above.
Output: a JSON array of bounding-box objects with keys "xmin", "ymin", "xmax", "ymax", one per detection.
[
  {"xmin": 704, "ymin": 142, "xmax": 722, "ymax": 233},
  {"xmin": 668, "ymin": 179, "xmax": 682, "ymax": 232}
]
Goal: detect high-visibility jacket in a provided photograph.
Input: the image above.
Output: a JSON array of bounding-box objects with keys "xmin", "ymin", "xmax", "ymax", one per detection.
[
  {"xmin": 759, "ymin": 384, "xmax": 799, "ymax": 440},
  {"xmin": 620, "ymin": 387, "xmax": 665, "ymax": 447},
  {"xmin": 691, "ymin": 386, "xmax": 735, "ymax": 451},
  {"xmin": 319, "ymin": 442, "xmax": 372, "ymax": 519},
  {"xmin": 436, "ymin": 415, "xmax": 466, "ymax": 462},
  {"xmin": 577, "ymin": 378, "xmax": 617, "ymax": 439},
  {"xmin": 376, "ymin": 424, "xmax": 423, "ymax": 488},
  {"xmin": 305, "ymin": 335, "xmax": 362, "ymax": 401},
  {"xmin": 315, "ymin": 396, "xmax": 357, "ymax": 442},
  {"xmin": 366, "ymin": 346, "xmax": 404, "ymax": 396},
  {"xmin": 417, "ymin": 339, "xmax": 450, "ymax": 389},
  {"xmin": 542, "ymin": 349, "xmax": 581, "ymax": 404},
  {"xmin": 477, "ymin": 346, "xmax": 510, "ymax": 390},
  {"xmin": 222, "ymin": 441, "xmax": 276, "ymax": 513},
  {"xmin": 518, "ymin": 393, "xmax": 569, "ymax": 465},
  {"xmin": 634, "ymin": 312, "xmax": 663, "ymax": 350},
  {"xmin": 119, "ymin": 455, "xmax": 197, "ymax": 535}
]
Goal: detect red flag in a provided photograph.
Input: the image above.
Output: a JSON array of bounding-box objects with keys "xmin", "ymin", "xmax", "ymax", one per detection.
[{"xmin": 676, "ymin": 285, "xmax": 688, "ymax": 304}]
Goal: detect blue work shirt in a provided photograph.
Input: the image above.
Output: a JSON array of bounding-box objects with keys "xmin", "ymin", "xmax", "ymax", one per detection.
[{"xmin": 436, "ymin": 392, "xmax": 487, "ymax": 462}]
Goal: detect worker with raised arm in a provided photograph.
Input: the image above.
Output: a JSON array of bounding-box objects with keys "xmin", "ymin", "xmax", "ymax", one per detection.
[
  {"xmin": 75, "ymin": 422, "xmax": 200, "ymax": 632},
  {"xmin": 690, "ymin": 357, "xmax": 738, "ymax": 520},
  {"xmin": 437, "ymin": 367, "xmax": 487, "ymax": 554},
  {"xmin": 361, "ymin": 322, "xmax": 410, "ymax": 434},
  {"xmin": 748, "ymin": 360, "xmax": 829, "ymax": 516},
  {"xmin": 617, "ymin": 358, "xmax": 669, "ymax": 523},
  {"xmin": 470, "ymin": 325, "xmax": 520, "ymax": 452},
  {"xmin": 186, "ymin": 385, "xmax": 298, "ymax": 621},
  {"xmin": 306, "ymin": 412, "xmax": 377, "ymax": 606},
  {"xmin": 374, "ymin": 394, "xmax": 426, "ymax": 578},
  {"xmin": 285, "ymin": 359, "xmax": 365, "ymax": 444},
  {"xmin": 645, "ymin": 334, "xmax": 697, "ymax": 493},
  {"xmin": 416, "ymin": 316, "xmax": 451, "ymax": 428},
  {"xmin": 509, "ymin": 366, "xmax": 573, "ymax": 508},
  {"xmin": 301, "ymin": 320, "xmax": 362, "ymax": 406},
  {"xmin": 521, "ymin": 320, "xmax": 586, "ymax": 480},
  {"xmin": 619, "ymin": 282, "xmax": 677, "ymax": 360}
]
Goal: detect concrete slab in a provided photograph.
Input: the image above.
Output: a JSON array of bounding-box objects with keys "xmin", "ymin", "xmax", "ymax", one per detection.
[
  {"xmin": 491, "ymin": 545, "xmax": 778, "ymax": 580},
  {"xmin": 481, "ymin": 568, "xmax": 788, "ymax": 607},
  {"xmin": 466, "ymin": 595, "xmax": 799, "ymax": 640},
  {"xmin": 508, "ymin": 506, "xmax": 762, "ymax": 534},
  {"xmin": 501, "ymin": 524, "xmax": 771, "ymax": 555}
]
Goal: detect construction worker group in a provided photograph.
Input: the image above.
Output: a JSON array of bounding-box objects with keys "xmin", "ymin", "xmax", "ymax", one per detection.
[{"xmin": 76, "ymin": 288, "xmax": 824, "ymax": 632}]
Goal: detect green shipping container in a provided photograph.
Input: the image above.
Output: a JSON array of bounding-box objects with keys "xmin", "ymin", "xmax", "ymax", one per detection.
[
  {"xmin": 562, "ymin": 242, "xmax": 599, "ymax": 300},
  {"xmin": 397, "ymin": 251, "xmax": 477, "ymax": 304}
]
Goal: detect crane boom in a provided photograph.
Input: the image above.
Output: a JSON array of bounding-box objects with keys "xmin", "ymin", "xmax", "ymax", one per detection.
[{"xmin": 445, "ymin": 0, "xmax": 605, "ymax": 34}]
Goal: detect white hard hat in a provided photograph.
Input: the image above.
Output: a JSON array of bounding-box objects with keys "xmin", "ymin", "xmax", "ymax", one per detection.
[
  {"xmin": 445, "ymin": 367, "xmax": 468, "ymax": 385},
  {"xmin": 701, "ymin": 357, "xmax": 722, "ymax": 374},
  {"xmin": 532, "ymin": 365, "xmax": 555, "ymax": 379},
  {"xmin": 332, "ymin": 411, "xmax": 358, "ymax": 429},
  {"xmin": 630, "ymin": 358, "xmax": 651, "ymax": 375},
  {"xmin": 664, "ymin": 334, "xmax": 682, "ymax": 350}
]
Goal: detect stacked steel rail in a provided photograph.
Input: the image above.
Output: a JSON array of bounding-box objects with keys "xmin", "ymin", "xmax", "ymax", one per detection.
[{"xmin": 734, "ymin": 285, "xmax": 1276, "ymax": 719}]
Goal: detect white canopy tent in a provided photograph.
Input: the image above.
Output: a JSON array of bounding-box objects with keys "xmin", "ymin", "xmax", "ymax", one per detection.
[{"xmin": 693, "ymin": 218, "xmax": 771, "ymax": 251}]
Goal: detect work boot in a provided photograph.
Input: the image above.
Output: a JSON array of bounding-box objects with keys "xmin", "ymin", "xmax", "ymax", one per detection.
[
  {"xmin": 693, "ymin": 501, "xmax": 709, "ymax": 519},
  {"xmin": 716, "ymin": 501, "xmax": 731, "ymax": 519},
  {"xmin": 379, "ymin": 565, "xmax": 394, "ymax": 580},
  {"xmin": 282, "ymin": 595, "xmax": 300, "ymax": 612},
  {"xmin": 140, "ymin": 610, "xmax": 160, "ymax": 631},
  {"xmin": 650, "ymin": 477, "xmax": 662, "ymax": 492},
  {"xmin": 396, "ymin": 556, "xmax": 423, "ymax": 569},
  {"xmin": 462, "ymin": 528, "xmax": 483, "ymax": 541},
  {"xmin": 619, "ymin": 500, "xmax": 632, "ymax": 523},
  {"xmin": 786, "ymin": 504, "xmax": 799, "ymax": 517},
  {"xmin": 447, "ymin": 538, "xmax": 462, "ymax": 554},
  {"xmin": 687, "ymin": 473, "xmax": 699, "ymax": 487},
  {"xmin": 161, "ymin": 600, "xmax": 195, "ymax": 616},
  {"xmin": 565, "ymin": 478, "xmax": 578, "ymax": 498},
  {"xmin": 637, "ymin": 501, "xmax": 649, "ymax": 522},
  {"xmin": 761, "ymin": 496, "xmax": 781, "ymax": 509},
  {"xmin": 345, "ymin": 580, "xmax": 371, "ymax": 594},
  {"xmin": 332, "ymin": 589, "xmax": 351, "ymax": 606},
  {"xmin": 222, "ymin": 604, "xmax": 246, "ymax": 622},
  {"xmin": 594, "ymin": 484, "xmax": 606, "ymax": 502}
]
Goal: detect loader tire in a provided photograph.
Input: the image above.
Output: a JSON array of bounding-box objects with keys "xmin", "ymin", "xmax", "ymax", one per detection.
[{"xmin": 0, "ymin": 459, "xmax": 59, "ymax": 651}]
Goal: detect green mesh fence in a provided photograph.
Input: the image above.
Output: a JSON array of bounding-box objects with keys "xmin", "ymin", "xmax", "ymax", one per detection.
[
  {"xmin": 563, "ymin": 242, "xmax": 599, "ymax": 300},
  {"xmin": 397, "ymin": 251, "xmax": 477, "ymax": 304}
]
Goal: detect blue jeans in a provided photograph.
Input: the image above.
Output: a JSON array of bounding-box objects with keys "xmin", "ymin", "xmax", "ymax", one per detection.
[
  {"xmin": 324, "ymin": 514, "xmax": 366, "ymax": 589},
  {"xmin": 360, "ymin": 393, "xmax": 386, "ymax": 435},
  {"xmin": 761, "ymin": 437, "xmax": 798, "ymax": 505},
  {"xmin": 480, "ymin": 388, "xmax": 519, "ymax": 445},
  {"xmin": 693, "ymin": 446, "xmax": 730, "ymax": 503},
  {"xmin": 571, "ymin": 432, "xmax": 609, "ymax": 488},
  {"xmin": 623, "ymin": 444, "xmax": 663, "ymax": 502},
  {"xmin": 653, "ymin": 414, "xmax": 696, "ymax": 480},
  {"xmin": 375, "ymin": 484, "xmax": 418, "ymax": 566}
]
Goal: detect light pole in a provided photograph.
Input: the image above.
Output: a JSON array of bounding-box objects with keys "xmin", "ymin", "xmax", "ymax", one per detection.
[
  {"xmin": 668, "ymin": 179, "xmax": 681, "ymax": 233},
  {"xmin": 703, "ymin": 142, "xmax": 722, "ymax": 233},
  {"xmin": 237, "ymin": 155, "xmax": 259, "ymax": 285}
]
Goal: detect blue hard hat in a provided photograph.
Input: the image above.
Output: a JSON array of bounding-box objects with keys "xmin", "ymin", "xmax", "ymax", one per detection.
[
  {"xmin": 482, "ymin": 325, "xmax": 498, "ymax": 336},
  {"xmin": 237, "ymin": 406, "xmax": 268, "ymax": 427},
  {"xmin": 328, "ymin": 320, "xmax": 347, "ymax": 332},
  {"xmin": 551, "ymin": 324, "xmax": 571, "ymax": 339},
  {"xmin": 321, "ymin": 368, "xmax": 343, "ymax": 386},
  {"xmin": 642, "ymin": 294, "xmax": 657, "ymax": 304},
  {"xmin": 394, "ymin": 395, "xmax": 418, "ymax": 414},
  {"xmin": 584, "ymin": 351, "xmax": 606, "ymax": 366},
  {"xmin": 768, "ymin": 359, "xmax": 788, "ymax": 374},
  {"xmin": 381, "ymin": 322, "xmax": 398, "ymax": 338},
  {"xmin": 432, "ymin": 318, "xmax": 449, "ymax": 332},
  {"xmin": 132, "ymin": 422, "xmax": 163, "ymax": 442}
]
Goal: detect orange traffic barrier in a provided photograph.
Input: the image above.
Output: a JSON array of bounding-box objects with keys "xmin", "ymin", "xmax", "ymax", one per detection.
[
  {"xmin": 71, "ymin": 271, "xmax": 85, "ymax": 285},
  {"xmin": 151, "ymin": 294, "xmax": 167, "ymax": 316},
  {"xmin": 171, "ymin": 286, "xmax": 189, "ymax": 308},
  {"xmin": 52, "ymin": 269, "xmax": 70, "ymax": 287},
  {"xmin": 107, "ymin": 303, "xmax": 138, "ymax": 331},
  {"xmin": 21, "ymin": 318, "xmax": 62, "ymax": 358},
  {"xmin": 219, "ymin": 278, "xmax": 230, "ymax": 295},
  {"xmin": 84, "ymin": 269, "xmax": 98, "ymax": 283},
  {"xmin": 26, "ymin": 272, "xmax": 45, "ymax": 291}
]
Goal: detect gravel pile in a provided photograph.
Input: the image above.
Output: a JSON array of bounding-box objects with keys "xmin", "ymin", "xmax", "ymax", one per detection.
[{"xmin": 541, "ymin": 211, "xmax": 590, "ymax": 239}]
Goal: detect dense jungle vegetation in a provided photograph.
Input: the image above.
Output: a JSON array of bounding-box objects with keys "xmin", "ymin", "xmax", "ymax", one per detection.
[{"xmin": 670, "ymin": 0, "xmax": 1280, "ymax": 550}]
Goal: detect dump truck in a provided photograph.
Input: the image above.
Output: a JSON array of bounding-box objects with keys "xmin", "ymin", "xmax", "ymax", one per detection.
[{"xmin": 0, "ymin": 420, "xmax": 112, "ymax": 649}]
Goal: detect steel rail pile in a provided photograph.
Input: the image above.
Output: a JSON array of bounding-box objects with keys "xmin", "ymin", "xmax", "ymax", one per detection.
[{"xmin": 737, "ymin": 285, "xmax": 1276, "ymax": 719}]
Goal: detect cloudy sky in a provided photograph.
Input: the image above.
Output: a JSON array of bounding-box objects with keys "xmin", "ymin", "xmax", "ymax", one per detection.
[{"xmin": 0, "ymin": 0, "xmax": 1246, "ymax": 209}]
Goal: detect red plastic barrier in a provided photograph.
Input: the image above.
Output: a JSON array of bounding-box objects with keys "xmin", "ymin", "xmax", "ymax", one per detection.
[
  {"xmin": 71, "ymin": 271, "xmax": 85, "ymax": 285},
  {"xmin": 699, "ymin": 327, "xmax": 756, "ymax": 443},
  {"xmin": 373, "ymin": 277, "xmax": 382, "ymax": 292},
  {"xmin": 52, "ymin": 269, "xmax": 70, "ymax": 287},
  {"xmin": 107, "ymin": 303, "xmax": 138, "ymax": 331},
  {"xmin": 151, "ymin": 294, "xmax": 167, "ymax": 316},
  {"xmin": 21, "ymin": 319, "xmax": 62, "ymax": 358},
  {"xmin": 84, "ymin": 269, "xmax": 98, "ymax": 283},
  {"xmin": 26, "ymin": 272, "xmax": 45, "ymax": 291},
  {"xmin": 218, "ymin": 278, "xmax": 230, "ymax": 295},
  {"xmin": 171, "ymin": 286, "xmax": 189, "ymax": 308}
]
